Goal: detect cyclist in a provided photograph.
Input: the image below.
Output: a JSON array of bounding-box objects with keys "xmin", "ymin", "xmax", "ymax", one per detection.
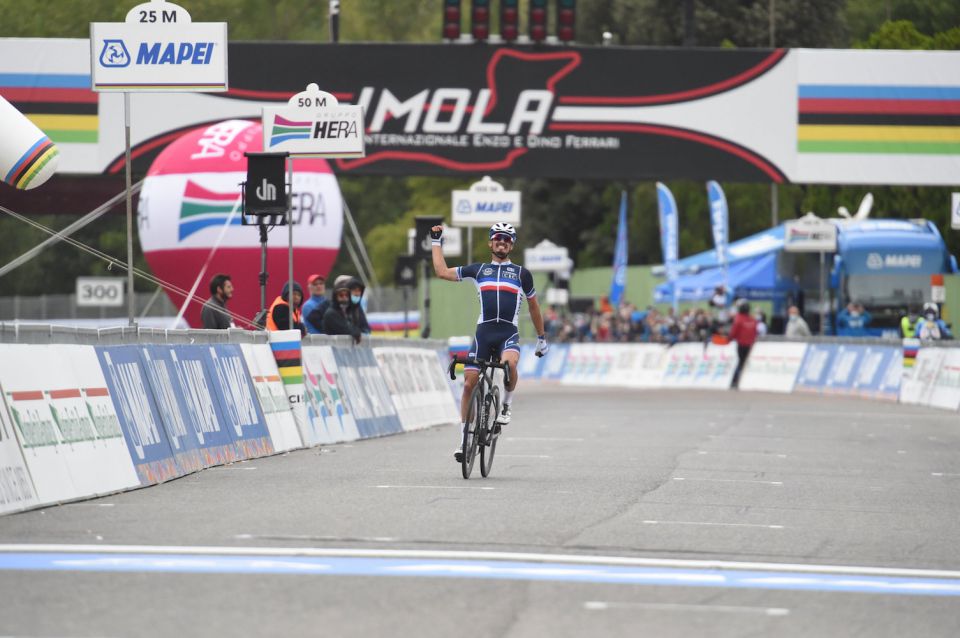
[{"xmin": 431, "ymin": 222, "xmax": 548, "ymax": 462}]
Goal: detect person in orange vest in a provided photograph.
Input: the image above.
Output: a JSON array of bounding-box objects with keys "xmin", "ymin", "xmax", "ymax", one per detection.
[{"xmin": 265, "ymin": 281, "xmax": 305, "ymax": 335}]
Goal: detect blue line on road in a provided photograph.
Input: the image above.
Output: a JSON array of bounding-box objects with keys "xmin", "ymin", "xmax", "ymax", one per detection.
[{"xmin": 1, "ymin": 553, "xmax": 960, "ymax": 597}]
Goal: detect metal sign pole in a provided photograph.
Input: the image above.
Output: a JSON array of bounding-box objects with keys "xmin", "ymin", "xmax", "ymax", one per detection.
[
  {"xmin": 124, "ymin": 92, "xmax": 135, "ymax": 327},
  {"xmin": 403, "ymin": 286, "xmax": 409, "ymax": 338},
  {"xmin": 287, "ymin": 157, "xmax": 294, "ymax": 331},
  {"xmin": 819, "ymin": 250, "xmax": 826, "ymax": 335},
  {"xmin": 467, "ymin": 226, "xmax": 473, "ymax": 263}
]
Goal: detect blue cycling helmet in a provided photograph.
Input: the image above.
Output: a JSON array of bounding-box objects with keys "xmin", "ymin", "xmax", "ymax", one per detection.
[{"xmin": 489, "ymin": 222, "xmax": 517, "ymax": 242}]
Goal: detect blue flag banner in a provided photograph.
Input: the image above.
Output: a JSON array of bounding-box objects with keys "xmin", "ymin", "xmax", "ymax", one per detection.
[
  {"xmin": 706, "ymin": 180, "xmax": 729, "ymax": 269},
  {"xmin": 609, "ymin": 191, "xmax": 628, "ymax": 306},
  {"xmin": 656, "ymin": 182, "xmax": 679, "ymax": 284}
]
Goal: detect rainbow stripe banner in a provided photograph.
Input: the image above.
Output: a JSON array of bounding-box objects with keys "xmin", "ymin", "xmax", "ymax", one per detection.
[
  {"xmin": 798, "ymin": 84, "xmax": 960, "ymax": 155},
  {"xmin": 0, "ymin": 73, "xmax": 98, "ymax": 144}
]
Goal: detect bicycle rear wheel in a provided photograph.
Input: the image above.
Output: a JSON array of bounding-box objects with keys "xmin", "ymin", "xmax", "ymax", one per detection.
[
  {"xmin": 480, "ymin": 385, "xmax": 500, "ymax": 477},
  {"xmin": 461, "ymin": 385, "xmax": 483, "ymax": 479}
]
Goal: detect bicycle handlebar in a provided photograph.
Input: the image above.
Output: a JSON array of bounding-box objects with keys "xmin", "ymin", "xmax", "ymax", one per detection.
[{"xmin": 448, "ymin": 357, "xmax": 512, "ymax": 387}]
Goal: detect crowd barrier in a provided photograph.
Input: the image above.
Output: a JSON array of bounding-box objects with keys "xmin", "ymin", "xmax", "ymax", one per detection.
[
  {"xmin": 0, "ymin": 326, "xmax": 457, "ymax": 516},
  {"xmin": 516, "ymin": 337, "xmax": 960, "ymax": 413}
]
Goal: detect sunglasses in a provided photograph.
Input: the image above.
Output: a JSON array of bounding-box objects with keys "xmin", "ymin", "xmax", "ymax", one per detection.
[{"xmin": 491, "ymin": 233, "xmax": 514, "ymax": 243}]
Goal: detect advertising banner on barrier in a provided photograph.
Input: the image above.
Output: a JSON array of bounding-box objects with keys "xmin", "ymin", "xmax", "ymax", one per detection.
[
  {"xmin": 661, "ymin": 343, "xmax": 706, "ymax": 388},
  {"xmin": 849, "ymin": 346, "xmax": 899, "ymax": 400},
  {"xmin": 61, "ymin": 345, "xmax": 141, "ymax": 494},
  {"xmin": 331, "ymin": 345, "xmax": 403, "ymax": 438},
  {"xmin": 822, "ymin": 344, "xmax": 866, "ymax": 395},
  {"xmin": 374, "ymin": 347, "xmax": 459, "ymax": 431},
  {"xmin": 795, "ymin": 344, "xmax": 839, "ymax": 394},
  {"xmin": 239, "ymin": 344, "xmax": 302, "ymax": 452},
  {"xmin": 141, "ymin": 345, "xmax": 241, "ymax": 466},
  {"xmin": 203, "ymin": 345, "xmax": 274, "ymax": 458},
  {"xmin": 625, "ymin": 344, "xmax": 668, "ymax": 389},
  {"xmin": 96, "ymin": 345, "xmax": 181, "ymax": 485},
  {"xmin": 928, "ymin": 348, "xmax": 960, "ymax": 411},
  {"xmin": 0, "ymin": 344, "xmax": 140, "ymax": 502},
  {"xmin": 517, "ymin": 344, "xmax": 544, "ymax": 380},
  {"xmin": 540, "ymin": 344, "xmax": 569, "ymax": 381},
  {"xmin": 300, "ymin": 345, "xmax": 360, "ymax": 445},
  {"xmin": 738, "ymin": 342, "xmax": 808, "ymax": 393},
  {"xmin": 703, "ymin": 342, "xmax": 738, "ymax": 389},
  {"xmin": 0, "ymin": 382, "xmax": 38, "ymax": 514},
  {"xmin": 900, "ymin": 347, "xmax": 945, "ymax": 406},
  {"xmin": 874, "ymin": 348, "xmax": 903, "ymax": 401}
]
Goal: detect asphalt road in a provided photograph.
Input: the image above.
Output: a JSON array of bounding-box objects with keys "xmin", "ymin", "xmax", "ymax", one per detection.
[{"xmin": 2, "ymin": 385, "xmax": 960, "ymax": 637}]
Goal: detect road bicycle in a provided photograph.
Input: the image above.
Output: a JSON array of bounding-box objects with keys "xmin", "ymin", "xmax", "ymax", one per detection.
[{"xmin": 448, "ymin": 354, "xmax": 511, "ymax": 479}]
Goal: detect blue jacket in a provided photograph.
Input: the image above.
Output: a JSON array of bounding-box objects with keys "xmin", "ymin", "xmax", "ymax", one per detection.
[
  {"xmin": 836, "ymin": 309, "xmax": 872, "ymax": 336},
  {"xmin": 302, "ymin": 295, "xmax": 330, "ymax": 334}
]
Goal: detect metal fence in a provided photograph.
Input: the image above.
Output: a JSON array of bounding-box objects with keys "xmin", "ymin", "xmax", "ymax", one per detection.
[{"xmin": 0, "ymin": 286, "xmax": 415, "ymax": 323}]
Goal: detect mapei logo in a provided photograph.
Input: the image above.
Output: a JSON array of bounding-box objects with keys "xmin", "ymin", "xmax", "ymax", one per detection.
[
  {"xmin": 99, "ymin": 40, "xmax": 131, "ymax": 68},
  {"xmin": 136, "ymin": 41, "xmax": 216, "ymax": 65},
  {"xmin": 475, "ymin": 201, "xmax": 514, "ymax": 213},
  {"xmin": 866, "ymin": 252, "xmax": 922, "ymax": 270}
]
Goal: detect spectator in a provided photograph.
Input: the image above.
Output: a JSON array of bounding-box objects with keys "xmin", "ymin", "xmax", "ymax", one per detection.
[
  {"xmin": 785, "ymin": 305, "xmax": 811, "ymax": 338},
  {"xmin": 323, "ymin": 278, "xmax": 363, "ymax": 343},
  {"xmin": 900, "ymin": 305, "xmax": 920, "ymax": 338},
  {"xmin": 710, "ymin": 285, "xmax": 731, "ymax": 325},
  {"xmin": 755, "ymin": 310, "xmax": 768, "ymax": 337},
  {"xmin": 836, "ymin": 302, "xmax": 872, "ymax": 337},
  {"xmin": 200, "ymin": 273, "xmax": 234, "ymax": 329},
  {"xmin": 348, "ymin": 278, "xmax": 372, "ymax": 335},
  {"xmin": 916, "ymin": 302, "xmax": 952, "ymax": 341},
  {"xmin": 266, "ymin": 281, "xmax": 305, "ymax": 335},
  {"xmin": 729, "ymin": 301, "xmax": 758, "ymax": 388},
  {"xmin": 302, "ymin": 274, "xmax": 329, "ymax": 335}
]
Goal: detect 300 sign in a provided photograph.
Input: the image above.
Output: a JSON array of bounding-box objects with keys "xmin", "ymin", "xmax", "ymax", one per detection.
[{"xmin": 76, "ymin": 278, "xmax": 124, "ymax": 307}]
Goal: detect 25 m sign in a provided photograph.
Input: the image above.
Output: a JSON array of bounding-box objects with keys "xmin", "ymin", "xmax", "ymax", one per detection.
[{"xmin": 90, "ymin": 0, "xmax": 227, "ymax": 92}]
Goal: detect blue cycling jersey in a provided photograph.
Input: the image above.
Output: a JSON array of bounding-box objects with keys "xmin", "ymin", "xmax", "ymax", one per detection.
[{"xmin": 456, "ymin": 260, "xmax": 536, "ymax": 326}]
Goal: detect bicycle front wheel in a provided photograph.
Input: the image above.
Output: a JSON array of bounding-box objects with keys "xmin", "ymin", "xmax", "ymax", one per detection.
[
  {"xmin": 461, "ymin": 384, "xmax": 483, "ymax": 479},
  {"xmin": 480, "ymin": 385, "xmax": 500, "ymax": 477}
]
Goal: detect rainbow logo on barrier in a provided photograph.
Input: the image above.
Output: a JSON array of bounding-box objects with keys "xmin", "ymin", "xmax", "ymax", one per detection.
[
  {"xmin": 178, "ymin": 180, "xmax": 241, "ymax": 240},
  {"xmin": 798, "ymin": 84, "xmax": 960, "ymax": 155},
  {"xmin": 0, "ymin": 72, "xmax": 98, "ymax": 144},
  {"xmin": 269, "ymin": 115, "xmax": 312, "ymax": 146},
  {"xmin": 270, "ymin": 339, "xmax": 303, "ymax": 386}
]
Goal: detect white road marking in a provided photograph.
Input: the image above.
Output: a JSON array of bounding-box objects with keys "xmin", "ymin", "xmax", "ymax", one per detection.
[
  {"xmin": 932, "ymin": 472, "xmax": 960, "ymax": 477},
  {"xmin": 209, "ymin": 466, "xmax": 258, "ymax": 471},
  {"xmin": 505, "ymin": 437, "xmax": 584, "ymax": 442},
  {"xmin": 4, "ymin": 544, "xmax": 960, "ymax": 579},
  {"xmin": 584, "ymin": 601, "xmax": 790, "ymax": 616},
  {"xmin": 498, "ymin": 454, "xmax": 553, "ymax": 459},
  {"xmin": 72, "ymin": 503, "xmax": 115, "ymax": 507},
  {"xmin": 643, "ymin": 520, "xmax": 785, "ymax": 530},
  {"xmin": 373, "ymin": 485, "xmax": 495, "ymax": 491},
  {"xmin": 672, "ymin": 477, "xmax": 783, "ymax": 486}
]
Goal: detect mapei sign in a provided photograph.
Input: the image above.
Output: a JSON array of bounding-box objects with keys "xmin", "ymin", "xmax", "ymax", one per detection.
[
  {"xmin": 451, "ymin": 176, "xmax": 521, "ymax": 227},
  {"xmin": 262, "ymin": 84, "xmax": 365, "ymax": 158},
  {"xmin": 90, "ymin": 1, "xmax": 227, "ymax": 92}
]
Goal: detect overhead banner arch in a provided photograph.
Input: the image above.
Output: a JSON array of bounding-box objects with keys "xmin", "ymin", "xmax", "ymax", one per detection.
[{"xmin": 1, "ymin": 39, "xmax": 958, "ymax": 184}]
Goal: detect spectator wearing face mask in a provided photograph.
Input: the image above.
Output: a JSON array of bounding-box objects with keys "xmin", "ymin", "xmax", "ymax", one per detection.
[
  {"xmin": 916, "ymin": 302, "xmax": 952, "ymax": 341},
  {"xmin": 785, "ymin": 305, "xmax": 811, "ymax": 338},
  {"xmin": 347, "ymin": 278, "xmax": 372, "ymax": 335},
  {"xmin": 323, "ymin": 277, "xmax": 363, "ymax": 343},
  {"xmin": 836, "ymin": 301, "xmax": 872, "ymax": 337}
]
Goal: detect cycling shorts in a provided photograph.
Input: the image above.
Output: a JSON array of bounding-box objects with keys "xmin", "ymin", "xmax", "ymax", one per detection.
[{"xmin": 466, "ymin": 322, "xmax": 519, "ymax": 372}]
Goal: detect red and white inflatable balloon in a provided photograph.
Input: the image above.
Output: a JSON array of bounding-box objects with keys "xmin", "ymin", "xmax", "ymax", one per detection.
[{"xmin": 138, "ymin": 119, "xmax": 342, "ymax": 328}]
